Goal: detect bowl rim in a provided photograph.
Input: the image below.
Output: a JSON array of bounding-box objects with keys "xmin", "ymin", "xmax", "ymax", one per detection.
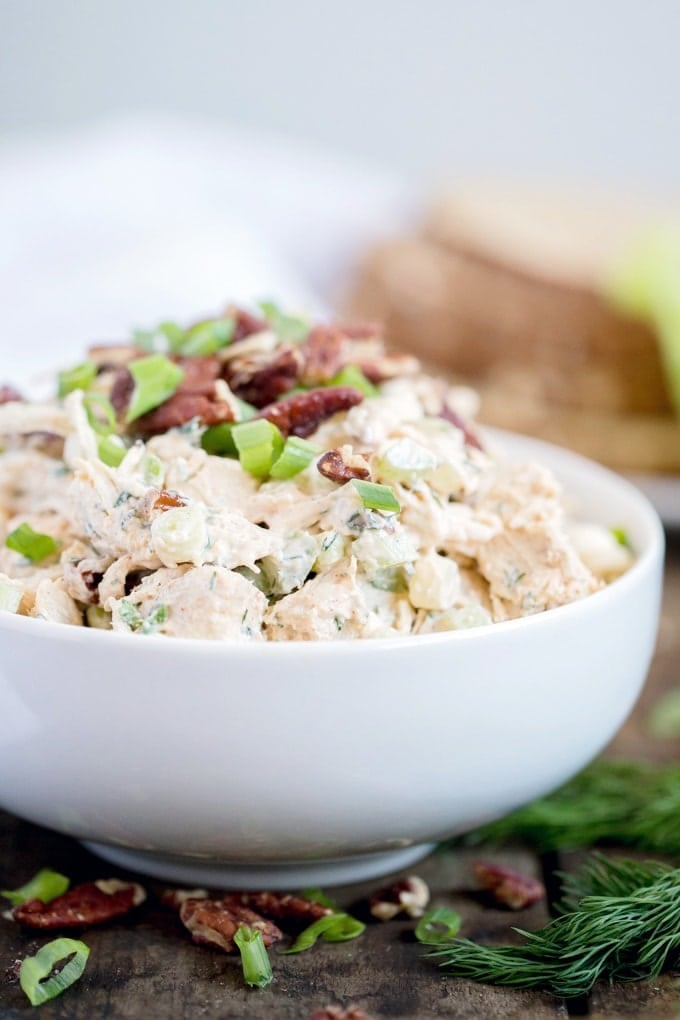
[{"xmin": 0, "ymin": 428, "xmax": 665, "ymax": 657}]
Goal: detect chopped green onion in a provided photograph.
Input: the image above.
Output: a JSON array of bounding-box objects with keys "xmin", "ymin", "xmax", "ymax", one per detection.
[
  {"xmin": 269, "ymin": 437, "xmax": 319, "ymax": 479},
  {"xmin": 300, "ymin": 887, "xmax": 340, "ymax": 911},
  {"xmin": 351, "ymin": 479, "xmax": 401, "ymax": 513},
  {"xmin": 259, "ymin": 300, "xmax": 310, "ymax": 344},
  {"xmin": 233, "ymin": 925, "xmax": 273, "ymax": 988},
  {"xmin": 200, "ymin": 422, "xmax": 237, "ymax": 457},
  {"xmin": 280, "ymin": 913, "xmax": 366, "ymax": 954},
  {"xmin": 83, "ymin": 393, "xmax": 117, "ymax": 436},
  {"xmin": 232, "ymin": 419, "xmax": 284, "ymax": 478},
  {"xmin": 1, "ymin": 868, "xmax": 70, "ymax": 907},
  {"xmin": 126, "ymin": 355, "xmax": 185, "ymax": 423},
  {"xmin": 119, "ymin": 600, "xmax": 168, "ymax": 634},
  {"xmin": 57, "ymin": 361, "xmax": 97, "ymax": 398},
  {"xmin": 180, "ymin": 316, "xmax": 235, "ymax": 356},
  {"xmin": 97, "ymin": 434, "xmax": 126, "ymax": 468},
  {"xmin": 5, "ymin": 523, "xmax": 60, "ymax": 563},
  {"xmin": 610, "ymin": 526, "xmax": 630, "ymax": 548},
  {"xmin": 142, "ymin": 452, "xmax": 164, "ymax": 486},
  {"xmin": 328, "ymin": 364, "xmax": 378, "ymax": 397},
  {"xmin": 414, "ymin": 907, "xmax": 462, "ymax": 945},
  {"xmin": 19, "ymin": 937, "xmax": 90, "ymax": 1006}
]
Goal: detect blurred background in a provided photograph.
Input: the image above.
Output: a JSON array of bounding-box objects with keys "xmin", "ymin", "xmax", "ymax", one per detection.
[{"xmin": 1, "ymin": 0, "xmax": 679, "ymax": 499}]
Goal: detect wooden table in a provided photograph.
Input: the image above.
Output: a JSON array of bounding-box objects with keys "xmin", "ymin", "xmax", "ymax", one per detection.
[{"xmin": 1, "ymin": 530, "xmax": 678, "ymax": 1020}]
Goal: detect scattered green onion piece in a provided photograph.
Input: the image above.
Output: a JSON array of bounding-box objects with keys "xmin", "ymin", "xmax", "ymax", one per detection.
[
  {"xmin": 200, "ymin": 423, "xmax": 237, "ymax": 457},
  {"xmin": 233, "ymin": 925, "xmax": 273, "ymax": 988},
  {"xmin": 232, "ymin": 419, "xmax": 284, "ymax": 478},
  {"xmin": 328, "ymin": 364, "xmax": 378, "ymax": 397},
  {"xmin": 125, "ymin": 355, "xmax": 185, "ymax": 423},
  {"xmin": 57, "ymin": 361, "xmax": 96, "ymax": 398},
  {"xmin": 300, "ymin": 888, "xmax": 340, "ymax": 911},
  {"xmin": 269, "ymin": 437, "xmax": 319, "ymax": 479},
  {"xmin": 1, "ymin": 868, "xmax": 70, "ymax": 907},
  {"xmin": 414, "ymin": 907, "xmax": 462, "ymax": 945},
  {"xmin": 259, "ymin": 300, "xmax": 310, "ymax": 344},
  {"xmin": 133, "ymin": 322, "xmax": 186, "ymax": 352},
  {"xmin": 83, "ymin": 393, "xmax": 117, "ymax": 436},
  {"xmin": 19, "ymin": 937, "xmax": 90, "ymax": 1007},
  {"xmin": 157, "ymin": 321, "xmax": 188, "ymax": 352},
  {"xmin": 97, "ymin": 435, "xmax": 126, "ymax": 468},
  {"xmin": 610, "ymin": 526, "xmax": 630, "ymax": 548},
  {"xmin": 180, "ymin": 316, "xmax": 235, "ymax": 356},
  {"xmin": 351, "ymin": 479, "xmax": 401, "ymax": 513},
  {"xmin": 5, "ymin": 523, "xmax": 60, "ymax": 563},
  {"xmin": 280, "ymin": 913, "xmax": 366, "ymax": 955},
  {"xmin": 142, "ymin": 452, "xmax": 164, "ymax": 486}
]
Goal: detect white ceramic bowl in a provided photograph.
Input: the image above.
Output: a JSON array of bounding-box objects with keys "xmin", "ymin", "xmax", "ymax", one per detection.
[{"xmin": 0, "ymin": 431, "xmax": 664, "ymax": 889}]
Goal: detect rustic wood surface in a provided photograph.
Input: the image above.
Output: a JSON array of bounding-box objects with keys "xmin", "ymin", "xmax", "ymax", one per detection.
[{"xmin": 0, "ymin": 529, "xmax": 678, "ymax": 1019}]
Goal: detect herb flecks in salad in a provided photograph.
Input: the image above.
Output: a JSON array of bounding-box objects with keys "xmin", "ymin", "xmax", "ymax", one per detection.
[{"xmin": 0, "ymin": 304, "xmax": 632, "ymax": 640}]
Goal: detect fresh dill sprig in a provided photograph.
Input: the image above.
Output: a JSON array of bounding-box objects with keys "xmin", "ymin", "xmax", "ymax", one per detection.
[
  {"xmin": 430, "ymin": 855, "xmax": 680, "ymax": 998},
  {"xmin": 459, "ymin": 759, "xmax": 680, "ymax": 856}
]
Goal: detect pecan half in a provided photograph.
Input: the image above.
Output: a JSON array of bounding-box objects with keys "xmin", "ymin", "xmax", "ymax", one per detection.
[
  {"xmin": 175, "ymin": 355, "xmax": 221, "ymax": 396},
  {"xmin": 317, "ymin": 448, "xmax": 371, "ymax": 484},
  {"xmin": 300, "ymin": 326, "xmax": 346, "ymax": 384},
  {"xmin": 179, "ymin": 897, "xmax": 282, "ymax": 952},
  {"xmin": 0, "ymin": 384, "xmax": 23, "ymax": 404},
  {"xmin": 13, "ymin": 879, "xmax": 146, "ymax": 928},
  {"xmin": 258, "ymin": 386, "xmax": 364, "ymax": 438},
  {"xmin": 440, "ymin": 404, "xmax": 483, "ymax": 451},
  {"xmin": 226, "ymin": 347, "xmax": 301, "ymax": 407},
  {"xmin": 473, "ymin": 862, "xmax": 545, "ymax": 910},
  {"xmin": 368, "ymin": 876, "xmax": 430, "ymax": 921},
  {"xmin": 357, "ymin": 350, "xmax": 420, "ymax": 384},
  {"xmin": 133, "ymin": 392, "xmax": 234, "ymax": 435},
  {"xmin": 227, "ymin": 891, "xmax": 332, "ymax": 925},
  {"xmin": 160, "ymin": 887, "xmax": 209, "ymax": 909},
  {"xmin": 153, "ymin": 490, "xmax": 188, "ymax": 511}
]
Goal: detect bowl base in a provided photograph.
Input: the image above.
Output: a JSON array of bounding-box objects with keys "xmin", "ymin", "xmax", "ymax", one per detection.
[{"xmin": 81, "ymin": 840, "xmax": 436, "ymax": 889}]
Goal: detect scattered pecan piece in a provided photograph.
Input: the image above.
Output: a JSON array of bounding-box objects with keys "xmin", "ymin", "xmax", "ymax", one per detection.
[
  {"xmin": 473, "ymin": 862, "xmax": 545, "ymax": 910},
  {"xmin": 227, "ymin": 891, "xmax": 332, "ymax": 925},
  {"xmin": 13, "ymin": 879, "xmax": 146, "ymax": 928},
  {"xmin": 226, "ymin": 347, "xmax": 302, "ymax": 407},
  {"xmin": 228, "ymin": 305, "xmax": 269, "ymax": 342},
  {"xmin": 133, "ymin": 393, "xmax": 234, "ymax": 435},
  {"xmin": 153, "ymin": 490, "xmax": 188, "ymax": 511},
  {"xmin": 440, "ymin": 404, "xmax": 483, "ymax": 451},
  {"xmin": 259, "ymin": 386, "xmax": 364, "ymax": 438},
  {"xmin": 179, "ymin": 897, "xmax": 282, "ymax": 952},
  {"xmin": 368, "ymin": 875, "xmax": 430, "ymax": 921},
  {"xmin": 174, "ymin": 355, "xmax": 221, "ymax": 396},
  {"xmin": 310, "ymin": 1006, "xmax": 374, "ymax": 1020},
  {"xmin": 160, "ymin": 887, "xmax": 209, "ymax": 909},
  {"xmin": 357, "ymin": 350, "xmax": 420, "ymax": 384},
  {"xmin": 0, "ymin": 384, "xmax": 24, "ymax": 404},
  {"xmin": 110, "ymin": 366, "xmax": 135, "ymax": 415},
  {"xmin": 317, "ymin": 448, "xmax": 371, "ymax": 484},
  {"xmin": 300, "ymin": 326, "xmax": 346, "ymax": 384}
]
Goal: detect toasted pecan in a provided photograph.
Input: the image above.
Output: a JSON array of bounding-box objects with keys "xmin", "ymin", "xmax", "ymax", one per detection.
[
  {"xmin": 13, "ymin": 879, "xmax": 146, "ymax": 928},
  {"xmin": 258, "ymin": 386, "xmax": 364, "ymax": 438}
]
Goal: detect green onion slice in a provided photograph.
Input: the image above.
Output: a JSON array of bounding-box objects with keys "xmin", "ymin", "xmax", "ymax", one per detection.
[
  {"xmin": 200, "ymin": 422, "xmax": 237, "ymax": 457},
  {"xmin": 97, "ymin": 435, "xmax": 127, "ymax": 468},
  {"xmin": 299, "ymin": 887, "xmax": 340, "ymax": 911},
  {"xmin": 180, "ymin": 317, "xmax": 235, "ymax": 356},
  {"xmin": 259, "ymin": 300, "xmax": 309, "ymax": 344},
  {"xmin": 5, "ymin": 523, "xmax": 60, "ymax": 563},
  {"xmin": 1, "ymin": 868, "xmax": 69, "ymax": 907},
  {"xmin": 328, "ymin": 364, "xmax": 378, "ymax": 397},
  {"xmin": 351, "ymin": 479, "xmax": 401, "ymax": 513},
  {"xmin": 280, "ymin": 913, "xmax": 366, "ymax": 955},
  {"xmin": 232, "ymin": 419, "xmax": 284, "ymax": 478},
  {"xmin": 20, "ymin": 938, "xmax": 90, "ymax": 1006},
  {"xmin": 57, "ymin": 361, "xmax": 97, "ymax": 398},
  {"xmin": 610, "ymin": 526, "xmax": 630, "ymax": 548},
  {"xmin": 125, "ymin": 355, "xmax": 185, "ymax": 423},
  {"xmin": 233, "ymin": 925, "xmax": 273, "ymax": 988},
  {"xmin": 83, "ymin": 393, "xmax": 117, "ymax": 436},
  {"xmin": 414, "ymin": 907, "xmax": 462, "ymax": 945},
  {"xmin": 268, "ymin": 437, "xmax": 319, "ymax": 479}
]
